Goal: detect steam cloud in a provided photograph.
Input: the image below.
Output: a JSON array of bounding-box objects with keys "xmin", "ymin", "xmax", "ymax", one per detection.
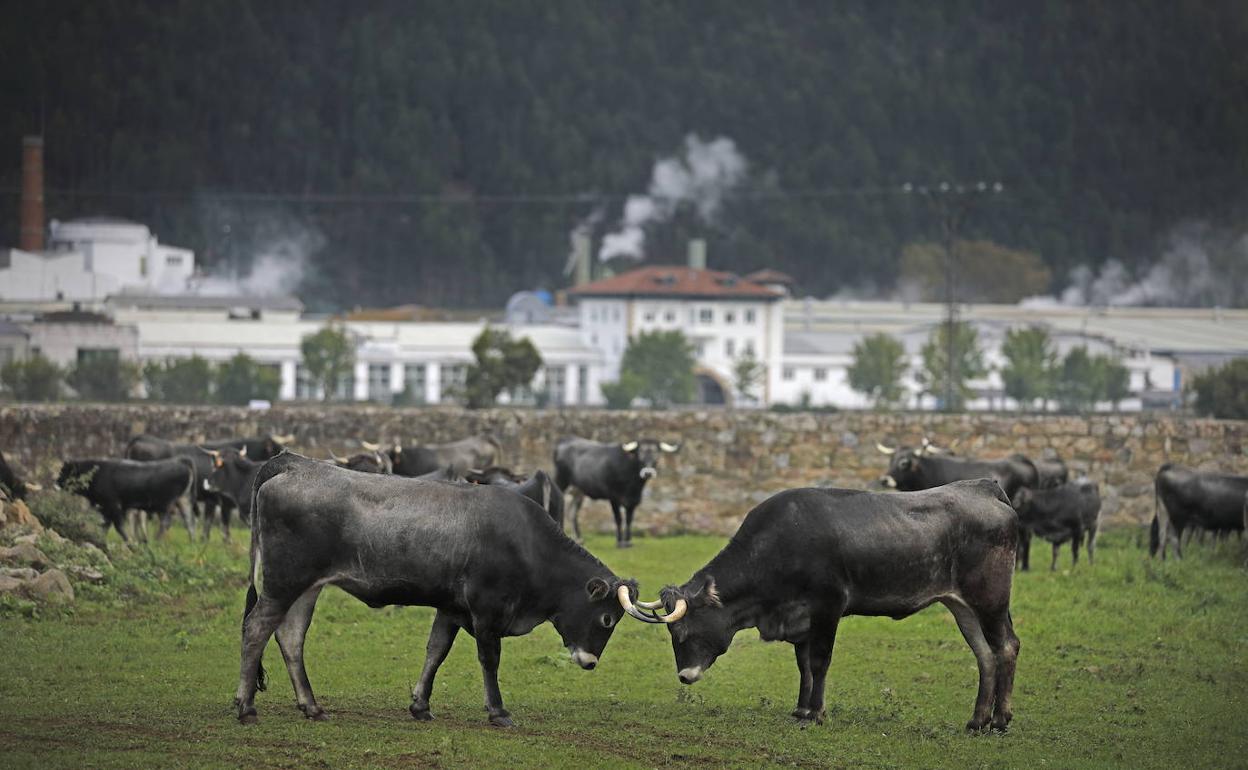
[
  {"xmin": 599, "ymin": 134, "xmax": 748, "ymax": 261},
  {"xmin": 1024, "ymin": 223, "xmax": 1248, "ymax": 308}
]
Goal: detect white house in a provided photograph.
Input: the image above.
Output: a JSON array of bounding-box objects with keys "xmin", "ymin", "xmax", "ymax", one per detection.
[
  {"xmin": 0, "ymin": 217, "xmax": 195, "ymax": 302},
  {"xmin": 566, "ymin": 265, "xmax": 786, "ymax": 404}
]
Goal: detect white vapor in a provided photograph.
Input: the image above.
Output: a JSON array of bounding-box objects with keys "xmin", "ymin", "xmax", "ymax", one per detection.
[
  {"xmin": 599, "ymin": 134, "xmax": 748, "ymax": 261},
  {"xmin": 1022, "ymin": 223, "xmax": 1248, "ymax": 308},
  {"xmin": 161, "ymin": 209, "xmax": 324, "ymax": 297}
]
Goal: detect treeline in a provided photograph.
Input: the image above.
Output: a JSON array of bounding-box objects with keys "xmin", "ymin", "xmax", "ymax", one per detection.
[{"xmin": 3, "ymin": 1, "xmax": 1246, "ymax": 309}]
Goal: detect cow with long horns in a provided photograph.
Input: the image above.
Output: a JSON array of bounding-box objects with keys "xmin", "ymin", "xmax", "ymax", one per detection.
[
  {"xmin": 553, "ymin": 436, "xmax": 679, "ymax": 547},
  {"xmin": 234, "ymin": 453, "xmax": 640, "ymax": 726},
  {"xmin": 624, "ymin": 480, "xmax": 1020, "ymax": 732}
]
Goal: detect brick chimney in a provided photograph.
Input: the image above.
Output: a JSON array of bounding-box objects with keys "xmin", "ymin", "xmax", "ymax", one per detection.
[{"xmin": 19, "ymin": 135, "xmax": 45, "ymax": 252}]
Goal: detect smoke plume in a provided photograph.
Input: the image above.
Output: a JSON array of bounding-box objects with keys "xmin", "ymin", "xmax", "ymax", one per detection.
[{"xmin": 599, "ymin": 134, "xmax": 747, "ymax": 261}]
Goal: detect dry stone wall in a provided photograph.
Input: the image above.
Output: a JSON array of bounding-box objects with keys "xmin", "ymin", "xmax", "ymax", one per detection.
[{"xmin": 2, "ymin": 404, "xmax": 1246, "ymax": 536}]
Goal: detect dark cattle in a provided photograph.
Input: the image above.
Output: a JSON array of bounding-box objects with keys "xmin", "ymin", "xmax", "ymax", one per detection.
[
  {"xmin": 58, "ymin": 458, "xmax": 197, "ymax": 542},
  {"xmin": 233, "ymin": 453, "xmax": 639, "ymax": 726},
  {"xmin": 553, "ymin": 437, "xmax": 680, "ymax": 547},
  {"xmin": 466, "ymin": 466, "xmax": 565, "ymax": 529},
  {"xmin": 388, "ymin": 435, "xmax": 502, "ymax": 477},
  {"xmin": 329, "ymin": 448, "xmax": 392, "ymax": 474},
  {"xmin": 625, "ymin": 481, "xmax": 1019, "ymax": 731},
  {"xmin": 1151, "ymin": 464, "xmax": 1248, "ymax": 558},
  {"xmin": 205, "ymin": 449, "xmax": 265, "ymax": 523},
  {"xmin": 1013, "ymin": 454, "xmax": 1068, "ymax": 489},
  {"xmin": 0, "ymin": 450, "xmax": 31, "ymax": 500},
  {"xmin": 1012, "ymin": 480, "xmax": 1101, "ymax": 570},
  {"xmin": 878, "ymin": 442, "xmax": 1039, "ymax": 569}
]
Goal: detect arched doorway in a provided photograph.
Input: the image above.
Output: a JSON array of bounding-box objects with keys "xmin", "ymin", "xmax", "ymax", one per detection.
[{"xmin": 694, "ymin": 368, "xmax": 731, "ymax": 406}]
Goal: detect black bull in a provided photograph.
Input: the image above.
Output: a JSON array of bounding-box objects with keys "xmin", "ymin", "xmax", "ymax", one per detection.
[
  {"xmin": 1151, "ymin": 464, "xmax": 1248, "ymax": 558},
  {"xmin": 638, "ymin": 481, "xmax": 1020, "ymax": 732},
  {"xmin": 58, "ymin": 458, "xmax": 197, "ymax": 541},
  {"xmin": 234, "ymin": 453, "xmax": 639, "ymax": 726}
]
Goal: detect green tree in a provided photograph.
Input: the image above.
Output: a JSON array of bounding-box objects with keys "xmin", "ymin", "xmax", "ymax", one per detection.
[
  {"xmin": 847, "ymin": 333, "xmax": 908, "ymax": 408},
  {"xmin": 600, "ymin": 371, "xmax": 643, "ymax": 410},
  {"xmin": 215, "ymin": 353, "xmax": 281, "ymax": 405},
  {"xmin": 143, "ymin": 356, "xmax": 214, "ymax": 403},
  {"xmin": 732, "ymin": 349, "xmax": 765, "ymax": 404},
  {"xmin": 1100, "ymin": 357, "xmax": 1131, "ymax": 410},
  {"xmin": 0, "ymin": 354, "xmax": 63, "ymax": 402},
  {"xmin": 1000, "ymin": 326, "xmax": 1058, "ymax": 411},
  {"xmin": 66, "ymin": 353, "xmax": 140, "ymax": 402},
  {"xmin": 463, "ymin": 327, "xmax": 543, "ymax": 409},
  {"xmin": 899, "ymin": 239, "xmax": 1052, "ymax": 304},
  {"xmin": 916, "ymin": 322, "xmax": 986, "ymax": 412},
  {"xmin": 1192, "ymin": 358, "xmax": 1248, "ymax": 419},
  {"xmin": 1055, "ymin": 347, "xmax": 1129, "ymax": 412},
  {"xmin": 300, "ymin": 324, "xmax": 355, "ymax": 402},
  {"xmin": 618, "ymin": 330, "xmax": 696, "ymax": 408}
]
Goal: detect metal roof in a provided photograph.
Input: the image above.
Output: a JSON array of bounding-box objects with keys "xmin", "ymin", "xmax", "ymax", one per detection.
[{"xmin": 108, "ymin": 293, "xmax": 305, "ymax": 312}]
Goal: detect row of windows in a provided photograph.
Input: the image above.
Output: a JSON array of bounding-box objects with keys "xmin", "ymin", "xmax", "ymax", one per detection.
[
  {"xmin": 297, "ymin": 362, "xmax": 587, "ymax": 404},
  {"xmin": 782, "ymin": 366, "xmax": 829, "ymax": 382},
  {"xmin": 640, "ymin": 307, "xmax": 758, "ymax": 326},
  {"xmin": 588, "ymin": 306, "xmax": 623, "ymax": 323}
]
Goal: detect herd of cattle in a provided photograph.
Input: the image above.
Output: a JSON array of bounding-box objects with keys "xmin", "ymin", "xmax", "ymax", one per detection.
[{"xmin": 0, "ymin": 428, "xmax": 1245, "ymax": 731}]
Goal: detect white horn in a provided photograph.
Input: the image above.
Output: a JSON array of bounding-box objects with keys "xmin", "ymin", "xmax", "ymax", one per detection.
[
  {"xmin": 662, "ymin": 599, "xmax": 689, "ymax": 624},
  {"xmin": 25, "ymin": 482, "xmax": 43, "ymax": 492},
  {"xmin": 239, "ymin": 446, "xmax": 248, "ymax": 458},
  {"xmin": 361, "ymin": 441, "xmax": 380, "ymax": 452},
  {"xmin": 617, "ymin": 585, "xmax": 663, "ymax": 624},
  {"xmin": 274, "ymin": 433, "xmax": 295, "ymax": 445},
  {"xmin": 659, "ymin": 442, "xmax": 679, "ymax": 453},
  {"xmin": 621, "ymin": 441, "xmax": 639, "ymax": 452},
  {"xmin": 876, "ymin": 443, "xmax": 897, "ymax": 455}
]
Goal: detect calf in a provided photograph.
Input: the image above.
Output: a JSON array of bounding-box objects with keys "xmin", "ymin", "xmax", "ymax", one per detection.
[
  {"xmin": 553, "ymin": 437, "xmax": 679, "ymax": 547},
  {"xmin": 623, "ymin": 480, "xmax": 1019, "ymax": 731},
  {"xmin": 234, "ymin": 453, "xmax": 639, "ymax": 726},
  {"xmin": 1012, "ymin": 480, "xmax": 1101, "ymax": 570},
  {"xmin": 58, "ymin": 458, "xmax": 197, "ymax": 542},
  {"xmin": 1152, "ymin": 464, "xmax": 1248, "ymax": 558}
]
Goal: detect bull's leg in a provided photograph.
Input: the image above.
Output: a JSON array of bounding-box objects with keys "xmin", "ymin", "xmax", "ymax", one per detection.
[
  {"xmin": 802, "ymin": 618, "xmax": 843, "ymax": 726},
  {"xmin": 274, "ymin": 585, "xmax": 325, "ymax": 719},
  {"xmin": 568, "ymin": 489, "xmax": 586, "ymax": 542},
  {"xmin": 609, "ymin": 500, "xmax": 627, "ymax": 548},
  {"xmin": 1015, "ymin": 529, "xmax": 1031, "ymax": 571},
  {"xmin": 791, "ymin": 640, "xmax": 814, "ymax": 720},
  {"xmin": 942, "ymin": 597, "xmax": 997, "ymax": 731},
  {"xmin": 410, "ymin": 610, "xmax": 460, "ymax": 721},
  {"xmin": 474, "ymin": 634, "xmax": 511, "ymax": 727},
  {"xmin": 1049, "ymin": 542, "xmax": 1060, "ymax": 571},
  {"xmin": 138, "ymin": 510, "xmax": 150, "ymax": 543},
  {"xmin": 107, "ymin": 504, "xmax": 128, "ymax": 543},
  {"xmin": 234, "ymin": 594, "xmax": 291, "ymax": 724},
  {"xmin": 980, "ymin": 609, "xmax": 1020, "ymax": 731},
  {"xmin": 1070, "ymin": 527, "xmax": 1082, "ymax": 568},
  {"xmin": 624, "ymin": 504, "xmax": 637, "ymax": 545},
  {"xmin": 173, "ymin": 499, "xmax": 195, "ymax": 542},
  {"xmin": 156, "ymin": 509, "xmax": 172, "ymax": 539},
  {"xmin": 220, "ymin": 500, "xmax": 234, "ymax": 542},
  {"xmin": 201, "ymin": 500, "xmax": 216, "ymax": 542},
  {"xmin": 1087, "ymin": 525, "xmax": 1098, "ymax": 565}
]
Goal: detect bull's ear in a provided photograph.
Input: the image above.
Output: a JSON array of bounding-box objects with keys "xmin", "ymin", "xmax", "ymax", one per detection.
[
  {"xmin": 621, "ymin": 441, "xmax": 639, "ymax": 453},
  {"xmin": 585, "ymin": 576, "xmax": 612, "ymax": 601},
  {"xmin": 691, "ymin": 575, "xmax": 721, "ymax": 608}
]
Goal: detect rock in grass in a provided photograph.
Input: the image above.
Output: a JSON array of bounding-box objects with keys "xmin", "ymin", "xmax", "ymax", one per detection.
[
  {"xmin": 0, "ymin": 567, "xmax": 39, "ymax": 581},
  {"xmin": 0, "ymin": 500, "xmax": 43, "ymax": 533},
  {"xmin": 0, "ymin": 575, "xmax": 24, "ymax": 595},
  {"xmin": 23, "ymin": 569, "xmax": 74, "ymax": 603},
  {"xmin": 0, "ymin": 543, "xmax": 52, "ymax": 570}
]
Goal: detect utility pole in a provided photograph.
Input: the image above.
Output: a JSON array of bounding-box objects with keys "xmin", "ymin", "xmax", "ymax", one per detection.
[{"xmin": 904, "ymin": 181, "xmax": 1004, "ymax": 411}]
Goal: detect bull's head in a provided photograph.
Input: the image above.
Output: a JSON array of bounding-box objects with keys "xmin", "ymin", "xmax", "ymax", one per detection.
[
  {"xmin": 621, "ymin": 439, "xmax": 680, "ymax": 480},
  {"xmin": 876, "ymin": 437, "xmax": 946, "ymax": 490},
  {"xmin": 550, "ymin": 576, "xmax": 642, "ymax": 671},
  {"xmin": 621, "ymin": 575, "xmax": 727, "ymax": 685}
]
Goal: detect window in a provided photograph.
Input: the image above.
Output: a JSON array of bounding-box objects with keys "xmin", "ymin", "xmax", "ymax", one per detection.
[
  {"xmin": 612, "ymin": 307, "xmax": 621, "ymax": 321},
  {"xmin": 695, "ymin": 342, "xmax": 706, "ymax": 358},
  {"xmin": 443, "ymin": 363, "xmax": 468, "ymax": 398},
  {"xmin": 664, "ymin": 310, "xmax": 676, "ymax": 323},
  {"xmin": 546, "ymin": 366, "xmax": 567, "ymax": 405},
  {"xmin": 77, "ymin": 348, "xmax": 119, "ymax": 365},
  {"xmin": 139, "ymin": 255, "xmax": 148, "ymax": 277},
  {"xmin": 335, "ymin": 369, "xmax": 355, "ymax": 401},
  {"xmin": 782, "ymin": 366, "xmax": 795, "ymax": 381},
  {"xmin": 295, "ymin": 364, "xmax": 316, "ymax": 399},
  {"xmin": 725, "ymin": 339, "xmax": 735, "ymax": 357},
  {"xmin": 699, "ymin": 308, "xmax": 714, "ymax": 324},
  {"xmin": 725, "ymin": 310, "xmax": 736, "ymax": 324},
  {"xmin": 744, "ymin": 339, "xmax": 756, "ymax": 356},
  {"xmin": 814, "ymin": 368, "xmax": 827, "ymax": 382},
  {"xmin": 404, "ymin": 363, "xmax": 426, "ymax": 403},
  {"xmin": 367, "ymin": 363, "xmax": 391, "ymax": 402},
  {"xmin": 577, "ymin": 365, "xmax": 588, "ymax": 405},
  {"xmin": 644, "ymin": 310, "xmax": 655, "ymax": 323},
  {"xmin": 745, "ymin": 309, "xmax": 756, "ymax": 324},
  {"xmin": 0, "ymin": 347, "xmax": 14, "ymax": 367},
  {"xmin": 166, "ymin": 255, "xmax": 183, "ymax": 266}
]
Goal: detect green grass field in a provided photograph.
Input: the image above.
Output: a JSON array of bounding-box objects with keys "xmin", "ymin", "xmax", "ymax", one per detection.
[{"xmin": 2, "ymin": 530, "xmax": 1246, "ymax": 769}]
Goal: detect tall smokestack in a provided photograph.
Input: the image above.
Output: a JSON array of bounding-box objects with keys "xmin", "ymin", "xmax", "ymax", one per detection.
[
  {"xmin": 687, "ymin": 238, "xmax": 706, "ymax": 271},
  {"xmin": 572, "ymin": 229, "xmax": 591, "ymax": 286},
  {"xmin": 19, "ymin": 136, "xmax": 45, "ymax": 252}
]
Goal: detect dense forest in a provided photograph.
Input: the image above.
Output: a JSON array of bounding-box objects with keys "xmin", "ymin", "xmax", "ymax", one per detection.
[{"xmin": 2, "ymin": 1, "xmax": 1246, "ymax": 310}]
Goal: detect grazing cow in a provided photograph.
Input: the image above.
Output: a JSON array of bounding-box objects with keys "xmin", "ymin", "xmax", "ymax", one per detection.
[
  {"xmin": 233, "ymin": 453, "xmax": 639, "ymax": 726},
  {"xmin": 622, "ymin": 481, "xmax": 1019, "ymax": 731},
  {"xmin": 553, "ymin": 437, "xmax": 680, "ymax": 547},
  {"xmin": 204, "ymin": 448, "xmax": 265, "ymax": 523},
  {"xmin": 878, "ymin": 442, "xmax": 1039, "ymax": 569},
  {"xmin": 1, "ymin": 450, "xmax": 31, "ymax": 500},
  {"xmin": 467, "ymin": 466, "xmax": 566, "ymax": 529},
  {"xmin": 388, "ymin": 435, "xmax": 502, "ymax": 477},
  {"xmin": 1012, "ymin": 480, "xmax": 1101, "ymax": 570},
  {"xmin": 57, "ymin": 458, "xmax": 197, "ymax": 541},
  {"xmin": 1151, "ymin": 464, "xmax": 1248, "ymax": 558}
]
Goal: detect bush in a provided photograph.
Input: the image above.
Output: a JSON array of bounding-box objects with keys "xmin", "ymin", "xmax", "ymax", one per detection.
[
  {"xmin": 26, "ymin": 488, "xmax": 107, "ymax": 547},
  {"xmin": 144, "ymin": 356, "xmax": 215, "ymax": 403},
  {"xmin": 215, "ymin": 353, "xmax": 281, "ymax": 405},
  {"xmin": 0, "ymin": 354, "xmax": 63, "ymax": 401},
  {"xmin": 1191, "ymin": 358, "xmax": 1248, "ymax": 419},
  {"xmin": 67, "ymin": 355, "xmax": 140, "ymax": 402}
]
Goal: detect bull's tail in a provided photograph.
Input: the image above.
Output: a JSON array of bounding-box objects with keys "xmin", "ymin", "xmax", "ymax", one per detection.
[{"xmin": 241, "ymin": 453, "xmax": 294, "ymax": 693}]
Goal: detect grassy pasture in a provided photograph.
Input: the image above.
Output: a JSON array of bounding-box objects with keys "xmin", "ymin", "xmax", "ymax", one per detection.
[{"xmin": 1, "ymin": 529, "xmax": 1246, "ymax": 769}]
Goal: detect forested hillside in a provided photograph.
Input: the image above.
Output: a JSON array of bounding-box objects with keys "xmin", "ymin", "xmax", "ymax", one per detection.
[{"xmin": 2, "ymin": 1, "xmax": 1246, "ymax": 309}]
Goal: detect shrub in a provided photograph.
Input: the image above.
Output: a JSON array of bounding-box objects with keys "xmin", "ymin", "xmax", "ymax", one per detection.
[
  {"xmin": 0, "ymin": 354, "xmax": 63, "ymax": 401},
  {"xmin": 26, "ymin": 488, "xmax": 107, "ymax": 547}
]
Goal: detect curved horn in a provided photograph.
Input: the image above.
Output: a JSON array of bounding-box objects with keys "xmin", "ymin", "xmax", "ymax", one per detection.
[
  {"xmin": 920, "ymin": 437, "xmax": 943, "ymax": 455},
  {"xmin": 659, "ymin": 441, "xmax": 680, "ymax": 453},
  {"xmin": 876, "ymin": 443, "xmax": 897, "ymax": 455},
  {"xmin": 24, "ymin": 482, "xmax": 43, "ymax": 492},
  {"xmin": 328, "ymin": 448, "xmax": 348, "ymax": 464},
  {"xmin": 360, "ymin": 440, "xmax": 381, "ymax": 452},
  {"xmin": 662, "ymin": 599, "xmax": 689, "ymax": 624},
  {"xmin": 617, "ymin": 585, "xmax": 663, "ymax": 624},
  {"xmin": 197, "ymin": 447, "xmax": 221, "ymax": 458},
  {"xmin": 239, "ymin": 445, "xmax": 248, "ymax": 458},
  {"xmin": 273, "ymin": 433, "xmax": 296, "ymax": 445},
  {"xmin": 635, "ymin": 599, "xmax": 664, "ymax": 609},
  {"xmin": 621, "ymin": 441, "xmax": 639, "ymax": 452}
]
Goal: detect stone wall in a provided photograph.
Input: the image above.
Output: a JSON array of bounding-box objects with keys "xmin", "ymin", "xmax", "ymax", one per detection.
[{"xmin": 2, "ymin": 404, "xmax": 1246, "ymax": 535}]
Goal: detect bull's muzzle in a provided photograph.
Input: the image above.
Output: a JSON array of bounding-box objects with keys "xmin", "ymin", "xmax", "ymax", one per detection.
[
  {"xmin": 568, "ymin": 647, "xmax": 599, "ymax": 670},
  {"xmin": 678, "ymin": 666, "xmax": 703, "ymax": 685},
  {"xmin": 640, "ymin": 467, "xmax": 657, "ymax": 480},
  {"xmin": 879, "ymin": 475, "xmax": 898, "ymax": 488}
]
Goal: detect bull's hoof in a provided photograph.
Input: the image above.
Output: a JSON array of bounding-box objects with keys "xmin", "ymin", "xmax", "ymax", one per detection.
[
  {"xmin": 791, "ymin": 707, "xmax": 812, "ymax": 720},
  {"xmin": 488, "ymin": 713, "xmax": 514, "ymax": 728},
  {"xmin": 300, "ymin": 705, "xmax": 329, "ymax": 721},
  {"xmin": 238, "ymin": 707, "xmax": 258, "ymax": 725},
  {"xmin": 409, "ymin": 704, "xmax": 434, "ymax": 722},
  {"xmin": 966, "ymin": 717, "xmax": 991, "ymax": 733}
]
